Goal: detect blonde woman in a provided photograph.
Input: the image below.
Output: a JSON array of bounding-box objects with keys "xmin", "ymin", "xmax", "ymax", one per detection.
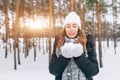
[{"xmin": 49, "ymin": 12, "xmax": 99, "ymax": 80}]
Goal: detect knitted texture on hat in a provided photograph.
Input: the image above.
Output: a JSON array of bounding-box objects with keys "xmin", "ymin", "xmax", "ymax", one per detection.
[{"xmin": 62, "ymin": 12, "xmax": 81, "ymax": 29}]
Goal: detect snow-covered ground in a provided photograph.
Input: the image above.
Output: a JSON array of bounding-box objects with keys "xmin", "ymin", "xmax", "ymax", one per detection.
[
  {"xmin": 94, "ymin": 41, "xmax": 120, "ymax": 80},
  {"xmin": 0, "ymin": 40, "xmax": 120, "ymax": 80}
]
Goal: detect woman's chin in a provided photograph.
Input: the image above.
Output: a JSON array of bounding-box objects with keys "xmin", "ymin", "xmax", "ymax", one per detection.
[{"xmin": 68, "ymin": 35, "xmax": 76, "ymax": 39}]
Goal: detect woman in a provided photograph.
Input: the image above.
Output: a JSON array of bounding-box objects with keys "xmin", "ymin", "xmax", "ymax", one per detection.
[{"xmin": 49, "ymin": 12, "xmax": 99, "ymax": 80}]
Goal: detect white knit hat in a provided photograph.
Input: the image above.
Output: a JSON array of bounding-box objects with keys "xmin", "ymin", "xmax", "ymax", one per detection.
[{"xmin": 62, "ymin": 12, "xmax": 81, "ymax": 29}]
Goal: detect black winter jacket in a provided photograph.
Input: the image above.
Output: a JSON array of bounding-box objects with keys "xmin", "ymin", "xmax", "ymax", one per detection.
[{"xmin": 49, "ymin": 34, "xmax": 99, "ymax": 80}]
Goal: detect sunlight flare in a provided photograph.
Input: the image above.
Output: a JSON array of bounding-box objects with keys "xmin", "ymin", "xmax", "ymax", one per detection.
[{"xmin": 20, "ymin": 15, "xmax": 48, "ymax": 29}]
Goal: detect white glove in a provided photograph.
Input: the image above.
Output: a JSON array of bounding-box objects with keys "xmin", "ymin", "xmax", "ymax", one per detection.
[
  {"xmin": 60, "ymin": 43, "xmax": 74, "ymax": 58},
  {"xmin": 72, "ymin": 43, "xmax": 83, "ymax": 57}
]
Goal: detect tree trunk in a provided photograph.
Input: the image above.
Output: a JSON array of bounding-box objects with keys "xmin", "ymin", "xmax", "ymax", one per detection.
[
  {"xmin": 18, "ymin": 41, "xmax": 21, "ymax": 65},
  {"xmin": 91, "ymin": 7, "xmax": 96, "ymax": 47},
  {"xmin": 107, "ymin": 22, "xmax": 109, "ymax": 48},
  {"xmin": 104, "ymin": 18, "xmax": 109, "ymax": 48},
  {"xmin": 79, "ymin": 0, "xmax": 85, "ymax": 30},
  {"xmin": 2, "ymin": 0, "xmax": 9, "ymax": 58},
  {"xmin": 13, "ymin": 43, "xmax": 17, "ymax": 70},
  {"xmin": 112, "ymin": 0, "xmax": 117, "ymax": 54},
  {"xmin": 96, "ymin": 1, "xmax": 103, "ymax": 68},
  {"xmin": 13, "ymin": 0, "xmax": 20, "ymax": 70},
  {"xmin": 70, "ymin": 0, "xmax": 75, "ymax": 11},
  {"xmin": 58, "ymin": 0, "xmax": 62, "ymax": 27},
  {"xmin": 48, "ymin": 0, "xmax": 54, "ymax": 62},
  {"xmin": 34, "ymin": 39, "xmax": 36, "ymax": 61}
]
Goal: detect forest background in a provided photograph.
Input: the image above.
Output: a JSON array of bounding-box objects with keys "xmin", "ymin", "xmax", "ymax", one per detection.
[{"xmin": 0, "ymin": 0, "xmax": 120, "ymax": 70}]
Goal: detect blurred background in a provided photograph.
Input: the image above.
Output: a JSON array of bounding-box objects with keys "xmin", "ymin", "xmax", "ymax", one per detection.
[{"xmin": 0, "ymin": 0, "xmax": 120, "ymax": 79}]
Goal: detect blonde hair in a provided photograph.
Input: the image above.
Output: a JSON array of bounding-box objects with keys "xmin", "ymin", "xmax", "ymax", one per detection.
[{"xmin": 55, "ymin": 28, "xmax": 87, "ymax": 52}]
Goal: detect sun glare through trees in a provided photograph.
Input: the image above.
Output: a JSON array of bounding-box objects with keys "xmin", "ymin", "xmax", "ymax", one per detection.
[{"xmin": 20, "ymin": 15, "xmax": 48, "ymax": 30}]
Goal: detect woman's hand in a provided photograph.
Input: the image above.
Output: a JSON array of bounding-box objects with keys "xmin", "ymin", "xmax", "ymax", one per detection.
[
  {"xmin": 73, "ymin": 43, "xmax": 83, "ymax": 57},
  {"xmin": 60, "ymin": 43, "xmax": 74, "ymax": 58},
  {"xmin": 60, "ymin": 43, "xmax": 83, "ymax": 58}
]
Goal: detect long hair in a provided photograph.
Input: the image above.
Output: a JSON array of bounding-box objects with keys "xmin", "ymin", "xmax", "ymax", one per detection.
[{"xmin": 55, "ymin": 28, "xmax": 87, "ymax": 52}]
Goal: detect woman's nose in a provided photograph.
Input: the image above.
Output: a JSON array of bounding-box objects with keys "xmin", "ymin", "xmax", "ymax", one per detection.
[{"xmin": 70, "ymin": 27, "xmax": 74, "ymax": 30}]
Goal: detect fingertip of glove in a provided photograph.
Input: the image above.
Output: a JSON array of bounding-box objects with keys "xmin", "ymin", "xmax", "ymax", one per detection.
[
  {"xmin": 73, "ymin": 53, "xmax": 84, "ymax": 60},
  {"xmin": 60, "ymin": 55, "xmax": 71, "ymax": 60}
]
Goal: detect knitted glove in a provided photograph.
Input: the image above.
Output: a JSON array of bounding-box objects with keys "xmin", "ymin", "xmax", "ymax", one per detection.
[
  {"xmin": 73, "ymin": 43, "xmax": 83, "ymax": 57},
  {"xmin": 60, "ymin": 43, "xmax": 74, "ymax": 58}
]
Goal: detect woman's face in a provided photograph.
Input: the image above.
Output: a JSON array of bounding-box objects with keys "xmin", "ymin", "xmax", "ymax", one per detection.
[{"xmin": 65, "ymin": 23, "xmax": 79, "ymax": 39}]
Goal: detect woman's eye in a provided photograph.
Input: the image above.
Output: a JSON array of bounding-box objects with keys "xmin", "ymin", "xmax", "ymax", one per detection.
[
  {"xmin": 66, "ymin": 26, "xmax": 70, "ymax": 28},
  {"xmin": 73, "ymin": 25, "xmax": 77, "ymax": 28}
]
